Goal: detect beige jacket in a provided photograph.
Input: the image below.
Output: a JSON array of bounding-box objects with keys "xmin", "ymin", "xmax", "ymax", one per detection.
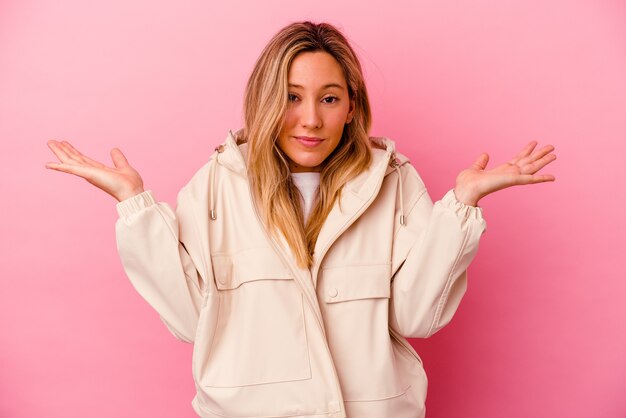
[{"xmin": 115, "ymin": 131, "xmax": 487, "ymax": 418}]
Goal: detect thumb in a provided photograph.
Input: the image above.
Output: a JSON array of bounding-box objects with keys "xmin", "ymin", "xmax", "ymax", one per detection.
[
  {"xmin": 471, "ymin": 153, "xmax": 489, "ymax": 170},
  {"xmin": 111, "ymin": 148, "xmax": 129, "ymax": 169}
]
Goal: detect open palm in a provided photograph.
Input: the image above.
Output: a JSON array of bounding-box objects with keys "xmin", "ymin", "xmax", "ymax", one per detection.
[
  {"xmin": 454, "ymin": 141, "xmax": 556, "ymax": 206},
  {"xmin": 46, "ymin": 140, "xmax": 145, "ymax": 202}
]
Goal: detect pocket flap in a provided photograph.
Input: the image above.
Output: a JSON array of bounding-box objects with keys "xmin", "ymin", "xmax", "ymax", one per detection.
[
  {"xmin": 322, "ymin": 264, "xmax": 391, "ymax": 303},
  {"xmin": 212, "ymin": 247, "xmax": 292, "ymax": 290}
]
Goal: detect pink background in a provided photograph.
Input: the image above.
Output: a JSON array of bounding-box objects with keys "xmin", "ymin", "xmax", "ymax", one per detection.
[{"xmin": 1, "ymin": 0, "xmax": 625, "ymax": 417}]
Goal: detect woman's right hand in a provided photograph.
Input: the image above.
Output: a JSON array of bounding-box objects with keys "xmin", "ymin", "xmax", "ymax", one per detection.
[{"xmin": 46, "ymin": 140, "xmax": 145, "ymax": 202}]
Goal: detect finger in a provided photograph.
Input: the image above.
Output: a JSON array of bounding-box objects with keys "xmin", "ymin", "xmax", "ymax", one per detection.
[
  {"xmin": 44, "ymin": 161, "xmax": 96, "ymax": 180},
  {"xmin": 508, "ymin": 141, "xmax": 537, "ymax": 164},
  {"xmin": 513, "ymin": 173, "xmax": 556, "ymax": 185},
  {"xmin": 60, "ymin": 141, "xmax": 82, "ymax": 158},
  {"xmin": 57, "ymin": 142, "xmax": 85, "ymax": 165},
  {"xmin": 61, "ymin": 141, "xmax": 107, "ymax": 169},
  {"xmin": 110, "ymin": 148, "xmax": 129, "ymax": 169},
  {"xmin": 47, "ymin": 140, "xmax": 78, "ymax": 164},
  {"xmin": 528, "ymin": 174, "xmax": 556, "ymax": 183},
  {"xmin": 55, "ymin": 141, "xmax": 82, "ymax": 164},
  {"xmin": 79, "ymin": 154, "xmax": 107, "ymax": 169},
  {"xmin": 517, "ymin": 144, "xmax": 555, "ymax": 166},
  {"xmin": 471, "ymin": 153, "xmax": 489, "ymax": 170},
  {"xmin": 520, "ymin": 153, "xmax": 557, "ymax": 174}
]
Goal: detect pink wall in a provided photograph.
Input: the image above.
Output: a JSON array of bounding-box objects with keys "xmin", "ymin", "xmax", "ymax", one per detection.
[{"xmin": 1, "ymin": 0, "xmax": 624, "ymax": 417}]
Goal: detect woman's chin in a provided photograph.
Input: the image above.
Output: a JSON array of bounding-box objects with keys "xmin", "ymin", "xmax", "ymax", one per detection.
[{"xmin": 288, "ymin": 158, "xmax": 325, "ymax": 172}]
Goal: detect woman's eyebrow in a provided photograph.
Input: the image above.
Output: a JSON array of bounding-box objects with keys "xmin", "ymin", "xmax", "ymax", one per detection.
[{"xmin": 288, "ymin": 83, "xmax": 345, "ymax": 90}]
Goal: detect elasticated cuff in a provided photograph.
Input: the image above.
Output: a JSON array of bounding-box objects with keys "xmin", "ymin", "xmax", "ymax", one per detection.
[
  {"xmin": 440, "ymin": 189, "xmax": 485, "ymax": 222},
  {"xmin": 116, "ymin": 190, "xmax": 156, "ymax": 219}
]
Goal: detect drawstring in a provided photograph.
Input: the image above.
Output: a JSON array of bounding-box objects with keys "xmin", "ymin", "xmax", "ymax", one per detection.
[
  {"xmin": 389, "ymin": 154, "xmax": 405, "ymax": 226},
  {"xmin": 209, "ymin": 144, "xmax": 224, "ymax": 220}
]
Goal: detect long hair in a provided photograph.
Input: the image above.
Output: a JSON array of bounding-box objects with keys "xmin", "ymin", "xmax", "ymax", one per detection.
[{"xmin": 242, "ymin": 21, "xmax": 372, "ymax": 268}]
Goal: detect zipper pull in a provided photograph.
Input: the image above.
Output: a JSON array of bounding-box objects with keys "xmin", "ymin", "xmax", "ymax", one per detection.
[
  {"xmin": 389, "ymin": 153, "xmax": 406, "ymax": 226},
  {"xmin": 389, "ymin": 153, "xmax": 401, "ymax": 168}
]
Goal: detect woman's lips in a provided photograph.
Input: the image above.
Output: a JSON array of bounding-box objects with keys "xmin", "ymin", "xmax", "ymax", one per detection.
[{"xmin": 294, "ymin": 136, "xmax": 324, "ymax": 148}]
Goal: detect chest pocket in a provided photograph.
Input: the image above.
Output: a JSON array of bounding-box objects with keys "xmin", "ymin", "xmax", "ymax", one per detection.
[
  {"xmin": 322, "ymin": 263, "xmax": 391, "ymax": 303},
  {"xmin": 319, "ymin": 263, "xmax": 408, "ymax": 401},
  {"xmin": 201, "ymin": 247, "xmax": 311, "ymax": 388}
]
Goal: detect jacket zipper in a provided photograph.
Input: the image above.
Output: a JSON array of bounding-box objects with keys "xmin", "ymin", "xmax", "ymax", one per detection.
[
  {"xmin": 245, "ymin": 178, "xmax": 347, "ymax": 418},
  {"xmin": 310, "ymin": 151, "xmax": 393, "ymax": 284}
]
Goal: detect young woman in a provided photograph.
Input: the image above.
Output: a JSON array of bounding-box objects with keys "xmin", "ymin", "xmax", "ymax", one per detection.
[{"xmin": 46, "ymin": 21, "xmax": 556, "ymax": 418}]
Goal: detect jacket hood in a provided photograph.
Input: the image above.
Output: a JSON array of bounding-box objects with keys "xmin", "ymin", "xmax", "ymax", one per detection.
[
  {"xmin": 215, "ymin": 129, "xmax": 408, "ymax": 176},
  {"xmin": 208, "ymin": 129, "xmax": 410, "ymax": 224}
]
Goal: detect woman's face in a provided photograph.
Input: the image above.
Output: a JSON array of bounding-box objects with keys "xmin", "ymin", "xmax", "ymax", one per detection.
[{"xmin": 277, "ymin": 51, "xmax": 354, "ymax": 172}]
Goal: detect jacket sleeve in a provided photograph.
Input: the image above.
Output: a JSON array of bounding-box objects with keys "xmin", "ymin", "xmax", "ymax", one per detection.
[
  {"xmin": 115, "ymin": 188, "xmax": 206, "ymax": 343},
  {"xmin": 388, "ymin": 176, "xmax": 487, "ymax": 339}
]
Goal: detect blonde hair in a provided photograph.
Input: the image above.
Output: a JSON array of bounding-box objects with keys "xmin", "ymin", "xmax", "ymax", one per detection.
[{"xmin": 242, "ymin": 21, "xmax": 372, "ymax": 268}]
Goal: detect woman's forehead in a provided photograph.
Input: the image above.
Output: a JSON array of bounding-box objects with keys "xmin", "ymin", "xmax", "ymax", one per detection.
[{"xmin": 288, "ymin": 51, "xmax": 347, "ymax": 90}]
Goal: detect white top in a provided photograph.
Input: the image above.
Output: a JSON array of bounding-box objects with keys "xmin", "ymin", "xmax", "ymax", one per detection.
[{"xmin": 290, "ymin": 172, "xmax": 320, "ymax": 223}]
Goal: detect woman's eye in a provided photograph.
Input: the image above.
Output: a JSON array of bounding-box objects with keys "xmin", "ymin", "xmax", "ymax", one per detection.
[{"xmin": 287, "ymin": 94, "xmax": 338, "ymax": 103}]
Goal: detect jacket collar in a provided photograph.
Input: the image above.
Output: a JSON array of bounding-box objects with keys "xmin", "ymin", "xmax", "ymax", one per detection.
[
  {"xmin": 209, "ymin": 129, "xmax": 408, "ymax": 226},
  {"xmin": 216, "ymin": 129, "xmax": 406, "ymax": 181}
]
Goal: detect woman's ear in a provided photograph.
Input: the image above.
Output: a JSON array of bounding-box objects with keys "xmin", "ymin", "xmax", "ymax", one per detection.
[{"xmin": 346, "ymin": 98, "xmax": 355, "ymax": 124}]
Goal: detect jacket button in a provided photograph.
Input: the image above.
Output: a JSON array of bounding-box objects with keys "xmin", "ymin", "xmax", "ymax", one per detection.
[{"xmin": 328, "ymin": 287, "xmax": 338, "ymax": 298}]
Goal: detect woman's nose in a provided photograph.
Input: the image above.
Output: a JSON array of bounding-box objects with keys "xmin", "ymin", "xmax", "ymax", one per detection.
[{"xmin": 299, "ymin": 100, "xmax": 322, "ymax": 129}]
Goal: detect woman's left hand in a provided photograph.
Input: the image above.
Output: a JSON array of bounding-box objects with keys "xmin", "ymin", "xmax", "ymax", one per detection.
[{"xmin": 453, "ymin": 141, "xmax": 557, "ymax": 206}]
